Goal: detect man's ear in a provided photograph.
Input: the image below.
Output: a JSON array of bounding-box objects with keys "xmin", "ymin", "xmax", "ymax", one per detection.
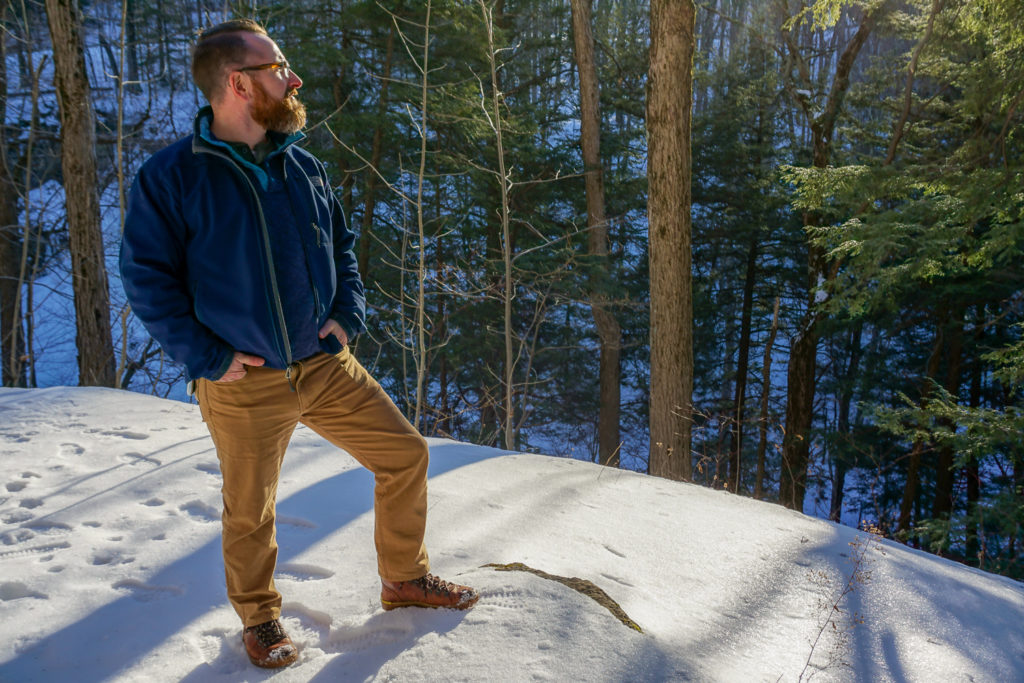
[{"xmin": 226, "ymin": 71, "xmax": 252, "ymax": 101}]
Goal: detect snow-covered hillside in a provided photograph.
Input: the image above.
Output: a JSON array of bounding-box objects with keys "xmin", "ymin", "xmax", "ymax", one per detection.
[{"xmin": 0, "ymin": 387, "xmax": 1021, "ymax": 681}]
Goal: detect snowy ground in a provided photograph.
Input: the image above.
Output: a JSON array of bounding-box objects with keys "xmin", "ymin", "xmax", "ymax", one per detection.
[{"xmin": 1, "ymin": 387, "xmax": 1022, "ymax": 682}]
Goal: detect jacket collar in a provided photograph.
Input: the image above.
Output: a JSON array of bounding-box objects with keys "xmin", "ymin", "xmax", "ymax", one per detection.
[{"xmin": 191, "ymin": 106, "xmax": 305, "ymax": 190}]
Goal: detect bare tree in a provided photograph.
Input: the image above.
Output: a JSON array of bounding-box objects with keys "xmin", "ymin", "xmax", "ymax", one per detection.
[
  {"xmin": 647, "ymin": 0, "xmax": 696, "ymax": 481},
  {"xmin": 44, "ymin": 0, "xmax": 116, "ymax": 386},
  {"xmin": 478, "ymin": 0, "xmax": 516, "ymax": 450}
]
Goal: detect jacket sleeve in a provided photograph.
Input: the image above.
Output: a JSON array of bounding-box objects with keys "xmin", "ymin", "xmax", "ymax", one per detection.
[
  {"xmin": 119, "ymin": 162, "xmax": 234, "ymax": 381},
  {"xmin": 323, "ymin": 162, "xmax": 367, "ymax": 342}
]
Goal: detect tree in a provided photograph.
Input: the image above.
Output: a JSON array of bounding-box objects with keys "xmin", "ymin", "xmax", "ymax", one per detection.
[
  {"xmin": 0, "ymin": 6, "xmax": 25, "ymax": 388},
  {"xmin": 647, "ymin": 0, "xmax": 695, "ymax": 481},
  {"xmin": 777, "ymin": 0, "xmax": 887, "ymax": 509},
  {"xmin": 570, "ymin": 0, "xmax": 623, "ymax": 466},
  {"xmin": 44, "ymin": 0, "xmax": 116, "ymax": 387}
]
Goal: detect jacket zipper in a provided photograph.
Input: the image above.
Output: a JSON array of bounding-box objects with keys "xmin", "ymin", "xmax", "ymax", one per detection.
[{"xmin": 194, "ymin": 145, "xmax": 294, "ymax": 372}]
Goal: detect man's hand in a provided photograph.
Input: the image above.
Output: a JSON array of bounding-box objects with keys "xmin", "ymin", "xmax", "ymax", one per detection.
[
  {"xmin": 318, "ymin": 318, "xmax": 349, "ymax": 347},
  {"xmin": 215, "ymin": 351, "xmax": 266, "ymax": 383}
]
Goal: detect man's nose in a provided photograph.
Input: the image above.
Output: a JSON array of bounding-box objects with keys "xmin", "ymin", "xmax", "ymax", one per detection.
[{"xmin": 288, "ymin": 70, "xmax": 303, "ymax": 90}]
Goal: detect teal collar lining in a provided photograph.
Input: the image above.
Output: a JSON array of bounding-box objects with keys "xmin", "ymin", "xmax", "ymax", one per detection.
[{"xmin": 194, "ymin": 106, "xmax": 305, "ymax": 190}]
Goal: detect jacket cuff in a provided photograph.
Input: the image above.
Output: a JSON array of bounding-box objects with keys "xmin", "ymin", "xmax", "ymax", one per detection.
[
  {"xmin": 333, "ymin": 311, "xmax": 361, "ymax": 345},
  {"xmin": 204, "ymin": 348, "xmax": 236, "ymax": 381}
]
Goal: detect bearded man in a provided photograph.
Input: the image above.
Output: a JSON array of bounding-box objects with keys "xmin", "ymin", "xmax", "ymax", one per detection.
[{"xmin": 120, "ymin": 19, "xmax": 478, "ymax": 670}]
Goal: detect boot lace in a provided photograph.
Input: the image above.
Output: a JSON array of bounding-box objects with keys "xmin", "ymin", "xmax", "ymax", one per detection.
[
  {"xmin": 414, "ymin": 573, "xmax": 459, "ymax": 597},
  {"xmin": 249, "ymin": 619, "xmax": 286, "ymax": 647}
]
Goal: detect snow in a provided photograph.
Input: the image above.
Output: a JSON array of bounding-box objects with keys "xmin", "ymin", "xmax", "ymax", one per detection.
[{"xmin": 1, "ymin": 387, "xmax": 1022, "ymax": 682}]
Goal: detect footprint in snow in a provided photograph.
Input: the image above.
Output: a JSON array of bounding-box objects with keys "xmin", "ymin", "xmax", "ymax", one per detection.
[
  {"xmin": 19, "ymin": 498, "xmax": 43, "ymax": 509},
  {"xmin": 277, "ymin": 516, "xmax": 316, "ymax": 529},
  {"xmin": 480, "ymin": 586, "xmax": 535, "ymax": 614},
  {"xmin": 0, "ymin": 581, "xmax": 48, "ymax": 601},
  {"xmin": 196, "ymin": 630, "xmax": 229, "ymax": 667},
  {"xmin": 179, "ymin": 500, "xmax": 219, "ymax": 522},
  {"xmin": 283, "ymin": 603, "xmax": 333, "ymax": 631},
  {"xmin": 328, "ymin": 621, "xmax": 415, "ymax": 653},
  {"xmin": 2, "ymin": 510, "xmax": 34, "ymax": 524},
  {"xmin": 276, "ymin": 563, "xmax": 335, "ymax": 582},
  {"xmin": 142, "ymin": 497, "xmax": 165, "ymax": 507},
  {"xmin": 5, "ymin": 481, "xmax": 27, "ymax": 492},
  {"xmin": 102, "ymin": 430, "xmax": 150, "ymax": 440},
  {"xmin": 194, "ymin": 462, "xmax": 220, "ymax": 476},
  {"xmin": 24, "ymin": 520, "xmax": 71, "ymax": 535},
  {"xmin": 91, "ymin": 549, "xmax": 134, "ymax": 566},
  {"xmin": 59, "ymin": 443, "xmax": 85, "ymax": 457},
  {"xmin": 1, "ymin": 528, "xmax": 35, "ymax": 545},
  {"xmin": 113, "ymin": 578, "xmax": 183, "ymax": 602}
]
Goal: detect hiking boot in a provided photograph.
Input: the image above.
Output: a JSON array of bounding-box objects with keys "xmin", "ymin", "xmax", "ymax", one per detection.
[
  {"xmin": 381, "ymin": 573, "xmax": 480, "ymax": 611},
  {"xmin": 242, "ymin": 619, "xmax": 298, "ymax": 669}
]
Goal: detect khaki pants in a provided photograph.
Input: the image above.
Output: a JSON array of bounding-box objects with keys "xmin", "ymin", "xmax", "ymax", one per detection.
[{"xmin": 196, "ymin": 348, "xmax": 430, "ymax": 628}]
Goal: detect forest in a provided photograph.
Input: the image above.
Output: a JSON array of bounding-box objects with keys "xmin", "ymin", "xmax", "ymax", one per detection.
[{"xmin": 2, "ymin": 0, "xmax": 1023, "ymax": 579}]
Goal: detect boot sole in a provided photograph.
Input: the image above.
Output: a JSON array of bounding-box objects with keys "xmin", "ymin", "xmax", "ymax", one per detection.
[{"xmin": 381, "ymin": 594, "xmax": 480, "ymax": 611}]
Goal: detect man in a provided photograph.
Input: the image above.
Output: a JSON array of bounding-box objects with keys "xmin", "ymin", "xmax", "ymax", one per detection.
[{"xmin": 120, "ymin": 19, "xmax": 478, "ymax": 670}]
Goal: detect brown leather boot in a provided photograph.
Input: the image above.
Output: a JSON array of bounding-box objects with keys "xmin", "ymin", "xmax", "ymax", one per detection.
[
  {"xmin": 242, "ymin": 619, "xmax": 299, "ymax": 668},
  {"xmin": 381, "ymin": 573, "xmax": 480, "ymax": 611}
]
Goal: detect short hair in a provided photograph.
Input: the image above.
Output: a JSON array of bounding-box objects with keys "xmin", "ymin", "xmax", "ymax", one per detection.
[{"xmin": 191, "ymin": 19, "xmax": 267, "ymax": 102}]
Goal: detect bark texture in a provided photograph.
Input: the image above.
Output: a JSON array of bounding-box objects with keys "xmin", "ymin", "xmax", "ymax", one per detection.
[
  {"xmin": 45, "ymin": 0, "xmax": 116, "ymax": 387},
  {"xmin": 0, "ymin": 24, "xmax": 25, "ymax": 388},
  {"xmin": 647, "ymin": 0, "xmax": 695, "ymax": 481}
]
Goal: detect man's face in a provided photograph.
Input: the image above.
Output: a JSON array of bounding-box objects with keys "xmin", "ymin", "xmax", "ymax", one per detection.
[
  {"xmin": 251, "ymin": 77, "xmax": 306, "ymax": 134},
  {"xmin": 240, "ymin": 34, "xmax": 306, "ymax": 134}
]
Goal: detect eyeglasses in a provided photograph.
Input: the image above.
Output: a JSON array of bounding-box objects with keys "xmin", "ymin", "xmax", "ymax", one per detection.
[{"xmin": 238, "ymin": 60, "xmax": 291, "ymax": 78}]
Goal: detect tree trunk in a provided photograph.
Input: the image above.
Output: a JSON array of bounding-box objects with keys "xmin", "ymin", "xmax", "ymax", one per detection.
[
  {"xmin": 570, "ymin": 0, "xmax": 622, "ymax": 467},
  {"xmin": 931, "ymin": 309, "xmax": 965, "ymax": 521},
  {"xmin": 897, "ymin": 319, "xmax": 945, "ymax": 533},
  {"xmin": 331, "ymin": 28, "xmax": 354, "ymax": 216},
  {"xmin": 0, "ymin": 189, "xmax": 22, "ymax": 388},
  {"xmin": 779, "ymin": 311, "xmax": 818, "ymax": 509},
  {"xmin": 0, "ymin": 19, "xmax": 26, "ymax": 388},
  {"xmin": 357, "ymin": 24, "xmax": 395, "ymax": 285},
  {"xmin": 755, "ymin": 297, "xmax": 780, "ymax": 500},
  {"xmin": 965, "ymin": 341, "xmax": 982, "ymax": 565},
  {"xmin": 45, "ymin": 0, "xmax": 116, "ymax": 387},
  {"xmin": 647, "ymin": 0, "xmax": 695, "ymax": 481},
  {"xmin": 829, "ymin": 322, "xmax": 864, "ymax": 521},
  {"xmin": 728, "ymin": 239, "xmax": 758, "ymax": 491}
]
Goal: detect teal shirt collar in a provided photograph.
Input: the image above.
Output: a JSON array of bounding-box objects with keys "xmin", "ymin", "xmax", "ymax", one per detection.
[{"xmin": 193, "ymin": 106, "xmax": 305, "ymax": 190}]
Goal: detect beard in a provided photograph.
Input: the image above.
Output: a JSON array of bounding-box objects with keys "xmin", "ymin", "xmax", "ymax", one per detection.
[{"xmin": 250, "ymin": 80, "xmax": 307, "ymax": 134}]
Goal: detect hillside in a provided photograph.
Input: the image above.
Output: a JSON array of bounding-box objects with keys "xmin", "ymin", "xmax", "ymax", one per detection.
[{"xmin": 0, "ymin": 387, "xmax": 1021, "ymax": 681}]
